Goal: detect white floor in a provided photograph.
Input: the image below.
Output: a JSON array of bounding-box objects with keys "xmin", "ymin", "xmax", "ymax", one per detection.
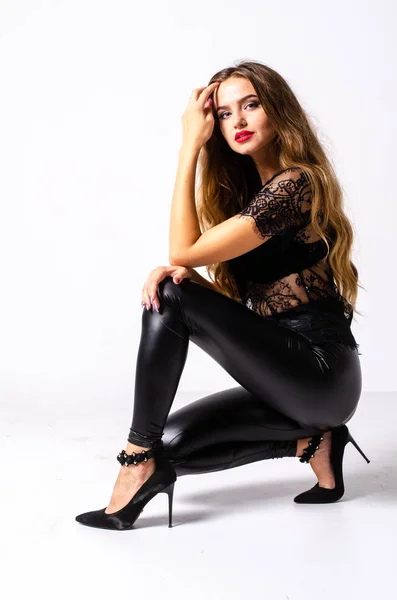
[{"xmin": 1, "ymin": 390, "xmax": 396, "ymax": 600}]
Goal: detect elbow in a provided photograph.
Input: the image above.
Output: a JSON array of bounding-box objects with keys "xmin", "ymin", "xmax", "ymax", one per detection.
[
  {"xmin": 169, "ymin": 247, "xmax": 189, "ymax": 266},
  {"xmin": 169, "ymin": 254, "xmax": 181, "ymax": 266},
  {"xmin": 170, "ymin": 245, "xmax": 199, "ymax": 267}
]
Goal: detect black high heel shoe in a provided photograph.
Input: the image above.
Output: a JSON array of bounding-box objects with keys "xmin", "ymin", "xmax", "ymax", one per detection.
[
  {"xmin": 75, "ymin": 439, "xmax": 177, "ymax": 530},
  {"xmin": 294, "ymin": 424, "xmax": 370, "ymax": 504}
]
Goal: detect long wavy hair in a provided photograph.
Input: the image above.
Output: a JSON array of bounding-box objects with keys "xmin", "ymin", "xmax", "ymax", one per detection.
[{"xmin": 195, "ymin": 60, "xmax": 364, "ymax": 320}]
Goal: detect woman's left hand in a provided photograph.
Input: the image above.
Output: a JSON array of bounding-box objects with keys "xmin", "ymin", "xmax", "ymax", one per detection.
[{"xmin": 181, "ymin": 82, "xmax": 220, "ymax": 150}]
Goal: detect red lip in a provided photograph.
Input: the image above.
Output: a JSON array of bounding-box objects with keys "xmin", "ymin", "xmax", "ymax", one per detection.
[{"xmin": 235, "ymin": 130, "xmax": 254, "ymax": 141}]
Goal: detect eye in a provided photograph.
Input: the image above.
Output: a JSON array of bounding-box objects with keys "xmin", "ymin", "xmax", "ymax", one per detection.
[{"xmin": 218, "ymin": 101, "xmax": 260, "ymax": 120}]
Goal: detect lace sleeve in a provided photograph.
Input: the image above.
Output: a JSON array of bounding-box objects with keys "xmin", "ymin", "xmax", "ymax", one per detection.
[{"xmin": 236, "ymin": 167, "xmax": 312, "ymax": 241}]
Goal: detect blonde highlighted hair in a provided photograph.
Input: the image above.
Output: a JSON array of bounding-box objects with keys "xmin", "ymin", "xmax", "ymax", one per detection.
[{"xmin": 195, "ymin": 60, "xmax": 364, "ymax": 320}]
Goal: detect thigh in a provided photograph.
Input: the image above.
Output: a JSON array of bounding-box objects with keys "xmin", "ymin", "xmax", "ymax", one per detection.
[
  {"xmin": 162, "ymin": 385, "xmax": 326, "ymax": 458},
  {"xmin": 156, "ymin": 277, "xmax": 362, "ymax": 429}
]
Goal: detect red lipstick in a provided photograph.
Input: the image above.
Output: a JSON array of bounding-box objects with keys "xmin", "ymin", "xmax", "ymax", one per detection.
[{"xmin": 235, "ymin": 130, "xmax": 254, "ymax": 142}]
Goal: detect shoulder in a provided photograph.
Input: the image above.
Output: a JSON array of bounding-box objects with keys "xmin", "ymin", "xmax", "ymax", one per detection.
[
  {"xmin": 247, "ymin": 167, "xmax": 311, "ymax": 210},
  {"xmin": 262, "ymin": 166, "xmax": 310, "ymax": 192},
  {"xmin": 253, "ymin": 167, "xmax": 312, "ymax": 212}
]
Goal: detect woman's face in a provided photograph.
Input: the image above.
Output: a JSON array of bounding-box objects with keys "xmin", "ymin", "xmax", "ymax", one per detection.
[{"xmin": 213, "ymin": 77, "xmax": 276, "ymax": 156}]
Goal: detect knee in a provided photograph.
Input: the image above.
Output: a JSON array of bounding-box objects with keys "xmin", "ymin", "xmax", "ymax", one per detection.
[
  {"xmin": 158, "ymin": 276, "xmax": 174, "ymax": 290},
  {"xmin": 158, "ymin": 276, "xmax": 181, "ymax": 296},
  {"xmin": 157, "ymin": 275, "xmax": 192, "ymax": 302},
  {"xmin": 162, "ymin": 410, "xmax": 204, "ymax": 461},
  {"xmin": 162, "ymin": 425, "xmax": 191, "ymax": 462}
]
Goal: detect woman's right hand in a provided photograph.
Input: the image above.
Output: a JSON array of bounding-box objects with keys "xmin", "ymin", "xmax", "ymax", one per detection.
[{"xmin": 141, "ymin": 265, "xmax": 194, "ymax": 312}]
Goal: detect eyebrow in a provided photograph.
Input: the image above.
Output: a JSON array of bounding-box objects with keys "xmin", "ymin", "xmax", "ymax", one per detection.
[{"xmin": 216, "ymin": 94, "xmax": 259, "ymax": 112}]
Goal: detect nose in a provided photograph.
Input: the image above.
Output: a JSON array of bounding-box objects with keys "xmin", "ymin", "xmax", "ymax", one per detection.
[{"xmin": 234, "ymin": 112, "xmax": 247, "ymax": 129}]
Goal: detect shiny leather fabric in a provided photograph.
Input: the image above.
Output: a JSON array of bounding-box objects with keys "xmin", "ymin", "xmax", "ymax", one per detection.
[{"xmin": 128, "ymin": 277, "xmax": 362, "ymax": 477}]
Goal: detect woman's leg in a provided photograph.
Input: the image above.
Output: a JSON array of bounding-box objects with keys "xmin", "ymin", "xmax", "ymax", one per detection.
[
  {"xmin": 161, "ymin": 385, "xmax": 306, "ymax": 476},
  {"xmin": 128, "ymin": 276, "xmax": 362, "ymax": 449},
  {"xmin": 161, "ymin": 386, "xmax": 349, "ymax": 486},
  {"xmin": 104, "ymin": 276, "xmax": 361, "ymax": 513}
]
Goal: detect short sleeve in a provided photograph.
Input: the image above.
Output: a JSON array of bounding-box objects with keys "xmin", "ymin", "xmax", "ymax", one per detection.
[{"xmin": 236, "ymin": 167, "xmax": 312, "ymax": 241}]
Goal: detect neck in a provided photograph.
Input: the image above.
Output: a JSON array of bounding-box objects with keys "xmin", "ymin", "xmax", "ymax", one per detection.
[{"xmin": 250, "ymin": 143, "xmax": 279, "ymax": 186}]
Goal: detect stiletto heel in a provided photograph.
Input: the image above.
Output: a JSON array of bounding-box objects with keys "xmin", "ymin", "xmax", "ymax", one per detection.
[
  {"xmin": 161, "ymin": 482, "xmax": 175, "ymax": 527},
  {"xmin": 294, "ymin": 424, "xmax": 370, "ymax": 504},
  {"xmin": 75, "ymin": 440, "xmax": 177, "ymax": 530},
  {"xmin": 348, "ymin": 433, "xmax": 370, "ymax": 463}
]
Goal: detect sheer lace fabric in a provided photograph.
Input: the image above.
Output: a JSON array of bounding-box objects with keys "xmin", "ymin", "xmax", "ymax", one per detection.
[{"xmin": 227, "ymin": 167, "xmax": 359, "ymax": 351}]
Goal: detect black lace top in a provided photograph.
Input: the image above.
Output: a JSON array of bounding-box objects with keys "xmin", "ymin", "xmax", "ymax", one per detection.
[{"xmin": 227, "ymin": 167, "xmax": 360, "ymax": 351}]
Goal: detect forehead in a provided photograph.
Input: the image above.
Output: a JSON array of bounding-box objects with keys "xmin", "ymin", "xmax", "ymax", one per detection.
[{"xmin": 214, "ymin": 77, "xmax": 256, "ymax": 108}]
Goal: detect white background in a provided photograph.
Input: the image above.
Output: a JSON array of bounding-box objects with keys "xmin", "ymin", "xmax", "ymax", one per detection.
[
  {"xmin": 0, "ymin": 0, "xmax": 395, "ymax": 414},
  {"xmin": 1, "ymin": 4, "xmax": 396, "ymax": 600}
]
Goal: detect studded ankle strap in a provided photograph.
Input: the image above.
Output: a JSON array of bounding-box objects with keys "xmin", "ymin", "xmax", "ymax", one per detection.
[
  {"xmin": 299, "ymin": 434, "xmax": 325, "ymax": 463},
  {"xmin": 117, "ymin": 447, "xmax": 156, "ymax": 466},
  {"xmin": 117, "ymin": 439, "xmax": 164, "ymax": 466}
]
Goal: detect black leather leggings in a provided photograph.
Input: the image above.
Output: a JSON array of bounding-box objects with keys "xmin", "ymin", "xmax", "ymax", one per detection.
[{"xmin": 128, "ymin": 277, "xmax": 362, "ymax": 477}]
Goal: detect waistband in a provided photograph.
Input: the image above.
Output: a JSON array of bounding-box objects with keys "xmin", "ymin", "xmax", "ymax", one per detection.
[{"xmin": 270, "ymin": 303, "xmax": 360, "ymax": 352}]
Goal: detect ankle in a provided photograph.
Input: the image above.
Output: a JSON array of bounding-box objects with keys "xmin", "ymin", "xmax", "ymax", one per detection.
[
  {"xmin": 117, "ymin": 442, "xmax": 156, "ymax": 474},
  {"xmin": 296, "ymin": 437, "xmax": 311, "ymax": 457},
  {"xmin": 126, "ymin": 441, "xmax": 152, "ymax": 453}
]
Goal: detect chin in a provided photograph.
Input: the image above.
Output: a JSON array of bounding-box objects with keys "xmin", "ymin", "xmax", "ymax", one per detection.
[{"xmin": 233, "ymin": 143, "xmax": 255, "ymax": 155}]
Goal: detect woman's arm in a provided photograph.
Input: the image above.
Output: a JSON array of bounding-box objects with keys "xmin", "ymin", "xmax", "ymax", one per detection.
[
  {"xmin": 169, "ymin": 83, "xmax": 219, "ymax": 263},
  {"xmin": 169, "ymin": 167, "xmax": 312, "ymax": 268},
  {"xmin": 169, "ymin": 144, "xmax": 202, "ymax": 263}
]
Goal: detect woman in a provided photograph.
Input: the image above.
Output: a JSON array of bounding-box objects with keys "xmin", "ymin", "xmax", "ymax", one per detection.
[{"xmin": 75, "ymin": 60, "xmax": 370, "ymax": 531}]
